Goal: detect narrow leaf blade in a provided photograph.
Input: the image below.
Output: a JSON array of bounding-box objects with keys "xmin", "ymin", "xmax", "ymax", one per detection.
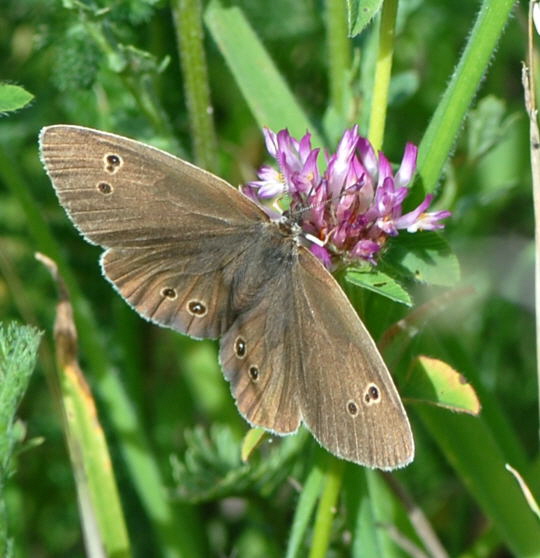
[{"xmin": 205, "ymin": 1, "xmax": 322, "ymax": 145}]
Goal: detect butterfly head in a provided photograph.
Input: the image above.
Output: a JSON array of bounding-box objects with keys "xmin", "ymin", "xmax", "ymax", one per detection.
[{"xmin": 278, "ymin": 211, "xmax": 302, "ymax": 237}]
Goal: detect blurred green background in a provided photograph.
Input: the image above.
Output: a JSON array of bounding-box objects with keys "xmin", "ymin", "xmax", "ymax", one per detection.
[{"xmin": 0, "ymin": 0, "xmax": 538, "ymax": 557}]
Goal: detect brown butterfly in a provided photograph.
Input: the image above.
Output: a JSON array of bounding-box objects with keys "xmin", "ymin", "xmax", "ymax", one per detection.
[{"xmin": 39, "ymin": 125, "xmax": 414, "ymax": 469}]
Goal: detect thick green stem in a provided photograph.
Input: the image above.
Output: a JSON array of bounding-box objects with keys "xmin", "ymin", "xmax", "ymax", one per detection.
[
  {"xmin": 525, "ymin": 1, "xmax": 540, "ymax": 445},
  {"xmin": 415, "ymin": 0, "xmax": 518, "ymax": 196},
  {"xmin": 172, "ymin": 0, "xmax": 218, "ymax": 171},
  {"xmin": 325, "ymin": 0, "xmax": 351, "ymax": 116},
  {"xmin": 368, "ymin": 0, "xmax": 398, "ymax": 150}
]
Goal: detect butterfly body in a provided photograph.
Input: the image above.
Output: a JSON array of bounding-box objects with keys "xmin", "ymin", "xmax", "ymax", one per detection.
[{"xmin": 40, "ymin": 125, "xmax": 414, "ymax": 469}]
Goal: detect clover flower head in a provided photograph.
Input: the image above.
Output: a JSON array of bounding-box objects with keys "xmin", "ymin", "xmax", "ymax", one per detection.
[{"xmin": 243, "ymin": 126, "xmax": 451, "ymax": 269}]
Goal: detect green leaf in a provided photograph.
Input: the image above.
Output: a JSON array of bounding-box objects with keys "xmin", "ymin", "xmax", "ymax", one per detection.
[
  {"xmin": 0, "ymin": 322, "xmax": 41, "ymax": 558},
  {"xmin": 467, "ymin": 95, "xmax": 520, "ymax": 162},
  {"xmin": 0, "ymin": 322, "xmax": 41, "ymax": 465},
  {"xmin": 506, "ymin": 464, "xmax": 540, "ymax": 521},
  {"xmin": 416, "ymin": 407, "xmax": 540, "ymax": 556},
  {"xmin": 346, "ymin": 470, "xmax": 382, "ymax": 557},
  {"xmin": 205, "ymin": 0, "xmax": 323, "ymax": 146},
  {"xmin": 38, "ymin": 254, "xmax": 131, "ymax": 558},
  {"xmin": 345, "ymin": 269, "xmax": 412, "ymax": 306},
  {"xmin": 403, "ymin": 355, "xmax": 481, "ymax": 415},
  {"xmin": 310, "ymin": 456, "xmax": 346, "ymax": 558},
  {"xmin": 346, "ymin": 0, "xmax": 383, "ymax": 37},
  {"xmin": 285, "ymin": 461, "xmax": 324, "ymax": 558},
  {"xmin": 241, "ymin": 427, "xmax": 267, "ymax": 462},
  {"xmin": 0, "ymin": 84, "xmax": 34, "ymax": 113},
  {"xmin": 237, "ymin": 0, "xmax": 319, "ymax": 40},
  {"xmin": 51, "ymin": 26, "xmax": 101, "ymax": 92},
  {"xmin": 383, "ymin": 231, "xmax": 460, "ymax": 286},
  {"xmin": 172, "ymin": 425, "xmax": 309, "ymax": 503},
  {"xmin": 346, "ymin": 468, "xmax": 415, "ymax": 557},
  {"xmin": 415, "ymin": 0, "xmax": 517, "ymax": 195}
]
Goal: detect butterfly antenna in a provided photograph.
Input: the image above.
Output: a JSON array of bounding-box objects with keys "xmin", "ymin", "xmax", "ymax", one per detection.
[{"xmin": 291, "ymin": 180, "xmax": 363, "ymax": 220}]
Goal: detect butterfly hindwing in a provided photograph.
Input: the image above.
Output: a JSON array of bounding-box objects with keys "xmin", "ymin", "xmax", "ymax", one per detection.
[
  {"xmin": 219, "ymin": 291, "xmax": 302, "ymax": 435},
  {"xmin": 219, "ymin": 241, "xmax": 414, "ymax": 468},
  {"xmin": 293, "ymin": 248, "xmax": 414, "ymax": 469}
]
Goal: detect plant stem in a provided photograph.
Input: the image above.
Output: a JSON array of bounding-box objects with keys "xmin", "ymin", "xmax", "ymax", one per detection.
[
  {"xmin": 415, "ymin": 0, "xmax": 518, "ymax": 197},
  {"xmin": 326, "ymin": 0, "xmax": 351, "ymax": 116},
  {"xmin": 524, "ymin": 1, "xmax": 540, "ymax": 444},
  {"xmin": 309, "ymin": 456, "xmax": 345, "ymax": 558},
  {"xmin": 172, "ymin": 0, "xmax": 218, "ymax": 171},
  {"xmin": 368, "ymin": 0, "xmax": 398, "ymax": 150}
]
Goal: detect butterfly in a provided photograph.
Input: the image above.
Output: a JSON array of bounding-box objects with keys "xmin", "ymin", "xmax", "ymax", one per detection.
[{"xmin": 40, "ymin": 125, "xmax": 414, "ymax": 469}]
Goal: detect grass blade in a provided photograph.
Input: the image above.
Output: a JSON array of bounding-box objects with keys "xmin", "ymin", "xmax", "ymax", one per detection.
[
  {"xmin": 205, "ymin": 0, "xmax": 323, "ymax": 146},
  {"xmin": 38, "ymin": 253, "xmax": 131, "ymax": 558},
  {"xmin": 415, "ymin": 0, "xmax": 518, "ymax": 196}
]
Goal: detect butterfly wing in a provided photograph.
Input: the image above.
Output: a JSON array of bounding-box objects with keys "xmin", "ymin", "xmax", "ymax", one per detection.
[
  {"xmin": 219, "ymin": 232, "xmax": 302, "ymax": 434},
  {"xmin": 218, "ymin": 234, "xmax": 413, "ymax": 469},
  {"xmin": 294, "ymin": 248, "xmax": 414, "ymax": 469},
  {"xmin": 40, "ymin": 125, "xmax": 266, "ymax": 338},
  {"xmin": 40, "ymin": 125, "xmax": 264, "ymax": 246},
  {"xmin": 101, "ymin": 243, "xmax": 254, "ymax": 339}
]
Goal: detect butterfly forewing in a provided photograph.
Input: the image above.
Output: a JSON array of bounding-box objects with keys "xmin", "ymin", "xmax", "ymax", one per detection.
[
  {"xmin": 39, "ymin": 125, "xmax": 264, "ymax": 248},
  {"xmin": 40, "ymin": 124, "xmax": 415, "ymax": 469}
]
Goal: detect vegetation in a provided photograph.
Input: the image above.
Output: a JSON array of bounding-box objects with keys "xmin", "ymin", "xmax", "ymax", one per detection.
[{"xmin": 0, "ymin": 0, "xmax": 538, "ymax": 556}]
